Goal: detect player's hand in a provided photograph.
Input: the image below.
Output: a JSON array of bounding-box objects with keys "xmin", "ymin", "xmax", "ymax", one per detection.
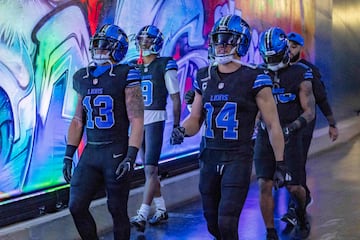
[
  {"xmin": 273, "ymin": 161, "xmax": 292, "ymax": 190},
  {"xmin": 63, "ymin": 158, "xmax": 73, "ymax": 183},
  {"xmin": 170, "ymin": 126, "xmax": 185, "ymax": 145},
  {"xmin": 282, "ymin": 125, "xmax": 295, "ymax": 143},
  {"xmin": 115, "ymin": 157, "xmax": 133, "ymax": 180},
  {"xmin": 184, "ymin": 90, "xmax": 195, "ymax": 105},
  {"xmin": 329, "ymin": 125, "xmax": 339, "ymax": 142}
]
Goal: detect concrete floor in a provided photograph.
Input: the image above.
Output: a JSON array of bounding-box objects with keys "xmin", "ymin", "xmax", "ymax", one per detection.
[{"xmin": 100, "ymin": 134, "xmax": 360, "ymax": 240}]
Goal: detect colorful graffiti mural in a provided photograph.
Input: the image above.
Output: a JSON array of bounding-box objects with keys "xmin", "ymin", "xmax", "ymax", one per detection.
[{"xmin": 0, "ymin": 0, "xmax": 312, "ymax": 205}]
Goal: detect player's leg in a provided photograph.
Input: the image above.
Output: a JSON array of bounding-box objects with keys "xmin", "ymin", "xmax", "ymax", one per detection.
[
  {"xmin": 104, "ymin": 143, "xmax": 131, "ymax": 240},
  {"xmin": 131, "ymin": 121, "xmax": 165, "ymax": 230},
  {"xmin": 218, "ymin": 154, "xmax": 252, "ymax": 240},
  {"xmin": 199, "ymin": 149, "xmax": 222, "ymax": 240},
  {"xmin": 68, "ymin": 145, "xmax": 103, "ymax": 240},
  {"xmin": 145, "ymin": 122, "xmax": 168, "ymax": 225},
  {"xmin": 285, "ymin": 133, "xmax": 311, "ymax": 239},
  {"xmin": 302, "ymin": 120, "xmax": 316, "ymax": 208},
  {"xmin": 254, "ymin": 128, "xmax": 279, "ymax": 240}
]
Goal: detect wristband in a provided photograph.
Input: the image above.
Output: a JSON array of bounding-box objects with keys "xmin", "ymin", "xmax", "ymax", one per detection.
[
  {"xmin": 276, "ymin": 160, "xmax": 285, "ymax": 167},
  {"xmin": 126, "ymin": 146, "xmax": 139, "ymax": 160},
  {"xmin": 173, "ymin": 124, "xmax": 179, "ymax": 128},
  {"xmin": 65, "ymin": 145, "xmax": 77, "ymax": 160}
]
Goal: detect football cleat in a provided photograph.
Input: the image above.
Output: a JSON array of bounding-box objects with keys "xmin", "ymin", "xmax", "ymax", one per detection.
[{"xmin": 148, "ymin": 210, "xmax": 168, "ymax": 225}]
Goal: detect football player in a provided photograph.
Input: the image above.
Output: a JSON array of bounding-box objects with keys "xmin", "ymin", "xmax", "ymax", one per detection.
[
  {"xmin": 62, "ymin": 24, "xmax": 144, "ymax": 240},
  {"xmin": 255, "ymin": 27, "xmax": 316, "ymax": 239},
  {"xmin": 280, "ymin": 31, "xmax": 339, "ymax": 229},
  {"xmin": 171, "ymin": 15, "xmax": 286, "ymax": 240},
  {"xmin": 129, "ymin": 25, "xmax": 181, "ymax": 232}
]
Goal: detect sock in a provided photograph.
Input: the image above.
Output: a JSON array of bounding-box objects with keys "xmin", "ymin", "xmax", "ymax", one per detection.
[
  {"xmin": 153, "ymin": 196, "xmax": 166, "ymax": 212},
  {"xmin": 138, "ymin": 204, "xmax": 151, "ymax": 219}
]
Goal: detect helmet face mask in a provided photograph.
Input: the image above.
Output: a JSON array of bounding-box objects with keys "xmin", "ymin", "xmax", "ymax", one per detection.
[
  {"xmin": 91, "ymin": 38, "xmax": 117, "ymax": 50},
  {"xmin": 209, "ymin": 15, "xmax": 251, "ymax": 64},
  {"xmin": 90, "ymin": 24, "xmax": 128, "ymax": 64},
  {"xmin": 136, "ymin": 25, "xmax": 164, "ymax": 56},
  {"xmin": 212, "ymin": 33, "xmax": 241, "ymax": 47},
  {"xmin": 262, "ymin": 48, "xmax": 288, "ymax": 65}
]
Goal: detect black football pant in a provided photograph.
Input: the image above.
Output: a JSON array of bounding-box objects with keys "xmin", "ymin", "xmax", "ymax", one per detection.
[
  {"xmin": 69, "ymin": 143, "xmax": 131, "ymax": 240},
  {"xmin": 199, "ymin": 149, "xmax": 252, "ymax": 240}
]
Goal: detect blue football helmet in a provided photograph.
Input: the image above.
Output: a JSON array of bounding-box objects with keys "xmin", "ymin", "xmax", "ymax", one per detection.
[
  {"xmin": 90, "ymin": 24, "xmax": 129, "ymax": 63},
  {"xmin": 259, "ymin": 27, "xmax": 290, "ymax": 71},
  {"xmin": 209, "ymin": 15, "xmax": 251, "ymax": 64},
  {"xmin": 136, "ymin": 25, "xmax": 164, "ymax": 56}
]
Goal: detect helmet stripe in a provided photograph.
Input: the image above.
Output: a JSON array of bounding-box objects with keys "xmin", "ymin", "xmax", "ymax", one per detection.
[{"xmin": 219, "ymin": 15, "xmax": 231, "ymax": 28}]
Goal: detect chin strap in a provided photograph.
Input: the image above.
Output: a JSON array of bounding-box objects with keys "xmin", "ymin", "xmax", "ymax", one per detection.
[
  {"xmin": 231, "ymin": 59, "xmax": 258, "ymax": 69},
  {"xmin": 213, "ymin": 57, "xmax": 258, "ymax": 70},
  {"xmin": 83, "ymin": 60, "xmax": 116, "ymax": 78}
]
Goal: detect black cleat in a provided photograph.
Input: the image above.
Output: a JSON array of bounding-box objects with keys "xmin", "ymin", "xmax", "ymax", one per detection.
[
  {"xmin": 281, "ymin": 207, "xmax": 298, "ymax": 227},
  {"xmin": 294, "ymin": 213, "xmax": 311, "ymax": 239}
]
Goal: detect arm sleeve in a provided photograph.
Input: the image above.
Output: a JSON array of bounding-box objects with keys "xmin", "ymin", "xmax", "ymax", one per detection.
[
  {"xmin": 165, "ymin": 69, "xmax": 180, "ymax": 94},
  {"xmin": 312, "ymin": 78, "xmax": 333, "ymax": 117}
]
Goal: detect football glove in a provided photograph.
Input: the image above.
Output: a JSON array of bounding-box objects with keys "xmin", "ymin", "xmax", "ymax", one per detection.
[
  {"xmin": 115, "ymin": 146, "xmax": 138, "ymax": 180},
  {"xmin": 115, "ymin": 157, "xmax": 133, "ymax": 180},
  {"xmin": 282, "ymin": 125, "xmax": 296, "ymax": 143},
  {"xmin": 170, "ymin": 126, "xmax": 185, "ymax": 145},
  {"xmin": 273, "ymin": 161, "xmax": 292, "ymax": 190},
  {"xmin": 63, "ymin": 158, "xmax": 73, "ymax": 183},
  {"xmin": 63, "ymin": 145, "xmax": 77, "ymax": 183}
]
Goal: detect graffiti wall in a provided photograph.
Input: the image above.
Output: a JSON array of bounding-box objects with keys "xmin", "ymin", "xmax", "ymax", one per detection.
[{"xmin": 2, "ymin": 0, "xmax": 357, "ymax": 210}]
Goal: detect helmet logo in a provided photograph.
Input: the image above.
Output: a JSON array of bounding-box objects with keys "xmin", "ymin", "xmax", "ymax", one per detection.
[{"xmin": 265, "ymin": 50, "xmax": 276, "ymax": 55}]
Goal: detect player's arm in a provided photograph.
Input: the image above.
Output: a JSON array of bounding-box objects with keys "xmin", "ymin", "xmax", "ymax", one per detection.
[
  {"xmin": 257, "ymin": 87, "xmax": 291, "ymax": 189},
  {"xmin": 115, "ymin": 84, "xmax": 144, "ymax": 180},
  {"xmin": 170, "ymin": 92, "xmax": 181, "ymax": 126},
  {"xmin": 282, "ymin": 80, "xmax": 315, "ymax": 140},
  {"xmin": 256, "ymin": 87, "xmax": 284, "ymax": 162},
  {"xmin": 125, "ymin": 85, "xmax": 144, "ymax": 149},
  {"xmin": 165, "ymin": 69, "xmax": 181, "ymax": 127},
  {"xmin": 298, "ymin": 80, "xmax": 316, "ymax": 124},
  {"xmin": 63, "ymin": 94, "xmax": 84, "ymax": 183},
  {"xmin": 312, "ymin": 78, "xmax": 339, "ymax": 141},
  {"xmin": 182, "ymin": 91, "xmax": 204, "ymax": 136},
  {"xmin": 66, "ymin": 94, "xmax": 85, "ymax": 146}
]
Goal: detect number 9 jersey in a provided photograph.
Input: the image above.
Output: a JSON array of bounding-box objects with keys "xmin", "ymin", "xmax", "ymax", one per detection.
[{"xmin": 72, "ymin": 64, "xmax": 141, "ymax": 144}]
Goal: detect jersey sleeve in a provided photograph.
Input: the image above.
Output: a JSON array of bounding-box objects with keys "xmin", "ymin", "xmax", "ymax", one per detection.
[
  {"xmin": 193, "ymin": 66, "xmax": 211, "ymax": 95},
  {"xmin": 312, "ymin": 75, "xmax": 333, "ymax": 116},
  {"xmin": 126, "ymin": 67, "xmax": 141, "ymax": 88},
  {"xmin": 165, "ymin": 58, "xmax": 178, "ymax": 71},
  {"xmin": 252, "ymin": 72, "xmax": 273, "ymax": 95},
  {"xmin": 303, "ymin": 67, "xmax": 314, "ymax": 82}
]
